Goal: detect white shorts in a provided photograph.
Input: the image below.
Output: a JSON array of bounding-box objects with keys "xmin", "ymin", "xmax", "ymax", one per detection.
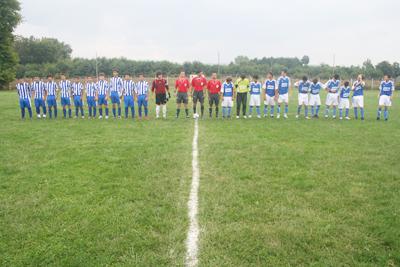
[
  {"xmin": 277, "ymin": 93, "xmax": 289, "ymax": 104},
  {"xmin": 298, "ymin": 93, "xmax": 309, "ymax": 105},
  {"xmin": 352, "ymin": 96, "xmax": 364, "ymax": 108},
  {"xmin": 222, "ymin": 96, "xmax": 233, "ymax": 107},
  {"xmin": 264, "ymin": 95, "xmax": 275, "ymax": 106},
  {"xmin": 379, "ymin": 95, "xmax": 392, "ymax": 107},
  {"xmin": 326, "ymin": 93, "xmax": 339, "ymax": 106},
  {"xmin": 339, "ymin": 98, "xmax": 350, "ymax": 109},
  {"xmin": 309, "ymin": 94, "xmax": 321, "ymax": 106},
  {"xmin": 249, "ymin": 94, "xmax": 261, "ymax": 106}
]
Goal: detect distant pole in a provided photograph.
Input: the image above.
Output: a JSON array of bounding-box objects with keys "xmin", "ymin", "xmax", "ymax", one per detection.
[
  {"xmin": 332, "ymin": 54, "xmax": 336, "ymax": 76},
  {"xmin": 371, "ymin": 78, "xmax": 374, "ymax": 90},
  {"xmin": 217, "ymin": 51, "xmax": 220, "ymax": 77},
  {"xmin": 95, "ymin": 52, "xmax": 99, "ymax": 81}
]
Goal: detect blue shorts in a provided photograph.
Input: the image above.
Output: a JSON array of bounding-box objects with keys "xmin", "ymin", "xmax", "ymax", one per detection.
[
  {"xmin": 61, "ymin": 97, "xmax": 71, "ymax": 106},
  {"xmin": 98, "ymin": 95, "xmax": 108, "ymax": 106},
  {"xmin": 137, "ymin": 95, "xmax": 148, "ymax": 107},
  {"xmin": 46, "ymin": 95, "xmax": 57, "ymax": 107},
  {"xmin": 87, "ymin": 96, "xmax": 96, "ymax": 107},
  {"xmin": 74, "ymin": 96, "xmax": 83, "ymax": 107},
  {"xmin": 19, "ymin": 98, "xmax": 31, "ymax": 109},
  {"xmin": 124, "ymin": 96, "xmax": 134, "ymax": 107},
  {"xmin": 110, "ymin": 91, "xmax": 120, "ymax": 104},
  {"xmin": 34, "ymin": 98, "xmax": 46, "ymax": 108}
]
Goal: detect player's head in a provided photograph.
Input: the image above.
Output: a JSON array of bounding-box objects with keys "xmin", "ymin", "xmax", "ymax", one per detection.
[
  {"xmin": 138, "ymin": 73, "xmax": 144, "ymax": 81},
  {"xmin": 179, "ymin": 71, "xmax": 185, "ymax": 78},
  {"xmin": 333, "ymin": 74, "xmax": 340, "ymax": 80},
  {"xmin": 384, "ymin": 74, "xmax": 390, "ymax": 81},
  {"xmin": 240, "ymin": 74, "xmax": 246, "ymax": 80},
  {"xmin": 156, "ymin": 71, "xmax": 162, "ymax": 79},
  {"xmin": 211, "ymin": 72, "xmax": 217, "ymax": 79},
  {"xmin": 253, "ymin": 75, "xmax": 259, "ymax": 82},
  {"xmin": 312, "ymin": 78, "xmax": 318, "ymax": 84},
  {"xmin": 267, "ymin": 72, "xmax": 273, "ymax": 79},
  {"xmin": 302, "ymin": 76, "xmax": 308, "ymax": 82},
  {"xmin": 34, "ymin": 76, "xmax": 39, "ymax": 82},
  {"xmin": 124, "ymin": 74, "xmax": 130, "ymax": 80},
  {"xmin": 99, "ymin": 72, "xmax": 105, "ymax": 80},
  {"xmin": 281, "ymin": 69, "xmax": 287, "ymax": 76},
  {"xmin": 357, "ymin": 74, "xmax": 364, "ymax": 81},
  {"xmin": 344, "ymin": 81, "xmax": 350, "ymax": 87},
  {"xmin": 87, "ymin": 76, "xmax": 93, "ymax": 82},
  {"xmin": 112, "ymin": 69, "xmax": 119, "ymax": 77},
  {"xmin": 47, "ymin": 74, "xmax": 53, "ymax": 81},
  {"xmin": 226, "ymin": 77, "xmax": 232, "ymax": 83},
  {"xmin": 198, "ymin": 70, "xmax": 203, "ymax": 77},
  {"xmin": 60, "ymin": 73, "xmax": 66, "ymax": 80}
]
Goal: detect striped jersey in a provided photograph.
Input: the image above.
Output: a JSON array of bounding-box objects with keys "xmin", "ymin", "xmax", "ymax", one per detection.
[
  {"xmin": 326, "ymin": 79, "xmax": 340, "ymax": 93},
  {"xmin": 352, "ymin": 81, "xmax": 365, "ymax": 97},
  {"xmin": 97, "ymin": 80, "xmax": 109, "ymax": 95},
  {"xmin": 31, "ymin": 81, "xmax": 46, "ymax": 99},
  {"xmin": 109, "ymin": 77, "xmax": 123, "ymax": 95},
  {"xmin": 221, "ymin": 82, "xmax": 234, "ymax": 97},
  {"xmin": 123, "ymin": 80, "xmax": 135, "ymax": 96},
  {"xmin": 135, "ymin": 80, "xmax": 149, "ymax": 95},
  {"xmin": 263, "ymin": 79, "xmax": 276, "ymax": 97},
  {"xmin": 45, "ymin": 81, "xmax": 58, "ymax": 96},
  {"xmin": 72, "ymin": 82, "xmax": 83, "ymax": 96},
  {"xmin": 59, "ymin": 80, "xmax": 71, "ymax": 98},
  {"xmin": 277, "ymin": 76, "xmax": 290, "ymax": 94},
  {"xmin": 379, "ymin": 80, "xmax": 395, "ymax": 96},
  {"xmin": 250, "ymin": 82, "xmax": 262, "ymax": 95},
  {"xmin": 16, "ymin": 82, "xmax": 31, "ymax": 99},
  {"xmin": 310, "ymin": 82, "xmax": 324, "ymax": 95},
  {"xmin": 86, "ymin": 82, "xmax": 97, "ymax": 97}
]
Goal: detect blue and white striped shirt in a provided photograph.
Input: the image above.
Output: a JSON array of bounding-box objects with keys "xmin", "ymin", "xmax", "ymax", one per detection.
[
  {"xmin": 97, "ymin": 80, "xmax": 109, "ymax": 96},
  {"xmin": 45, "ymin": 81, "xmax": 58, "ymax": 96},
  {"xmin": 135, "ymin": 80, "xmax": 149, "ymax": 96},
  {"xmin": 31, "ymin": 81, "xmax": 46, "ymax": 99},
  {"xmin": 59, "ymin": 80, "xmax": 71, "ymax": 98},
  {"xmin": 109, "ymin": 77, "xmax": 123, "ymax": 95},
  {"xmin": 86, "ymin": 82, "xmax": 97, "ymax": 97},
  {"xmin": 72, "ymin": 82, "xmax": 83, "ymax": 96},
  {"xmin": 16, "ymin": 83, "xmax": 31, "ymax": 99},
  {"xmin": 123, "ymin": 80, "xmax": 135, "ymax": 96}
]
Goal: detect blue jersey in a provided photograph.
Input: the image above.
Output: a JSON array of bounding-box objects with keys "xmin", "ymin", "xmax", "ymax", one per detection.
[
  {"xmin": 379, "ymin": 80, "xmax": 395, "ymax": 96},
  {"xmin": 45, "ymin": 81, "xmax": 58, "ymax": 96},
  {"xmin": 97, "ymin": 80, "xmax": 109, "ymax": 96},
  {"xmin": 86, "ymin": 82, "xmax": 97, "ymax": 97},
  {"xmin": 123, "ymin": 80, "xmax": 135, "ymax": 96},
  {"xmin": 16, "ymin": 82, "xmax": 31, "ymax": 99},
  {"xmin": 264, "ymin": 79, "xmax": 276, "ymax": 97},
  {"xmin": 72, "ymin": 82, "xmax": 83, "ymax": 96},
  {"xmin": 326, "ymin": 79, "xmax": 340, "ymax": 93},
  {"xmin": 250, "ymin": 82, "xmax": 262, "ymax": 95},
  {"xmin": 297, "ymin": 80, "xmax": 311, "ymax": 94},
  {"xmin": 310, "ymin": 82, "xmax": 324, "ymax": 95},
  {"xmin": 31, "ymin": 81, "xmax": 46, "ymax": 99},
  {"xmin": 340, "ymin": 86, "xmax": 351, "ymax": 98},
  {"xmin": 352, "ymin": 81, "xmax": 364, "ymax": 97},
  {"xmin": 277, "ymin": 76, "xmax": 290, "ymax": 94},
  {"xmin": 135, "ymin": 80, "xmax": 149, "ymax": 95},
  {"xmin": 59, "ymin": 80, "xmax": 71, "ymax": 98},
  {"xmin": 222, "ymin": 82, "xmax": 234, "ymax": 97},
  {"xmin": 109, "ymin": 77, "xmax": 123, "ymax": 95}
]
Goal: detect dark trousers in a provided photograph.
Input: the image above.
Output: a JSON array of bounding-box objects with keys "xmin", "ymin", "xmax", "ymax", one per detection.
[{"xmin": 236, "ymin": 92, "xmax": 247, "ymax": 116}]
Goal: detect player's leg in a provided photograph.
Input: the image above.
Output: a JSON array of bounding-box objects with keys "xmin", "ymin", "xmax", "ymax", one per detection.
[
  {"xmin": 200, "ymin": 92, "xmax": 205, "ymax": 118},
  {"xmin": 124, "ymin": 96, "xmax": 129, "ymax": 118},
  {"xmin": 242, "ymin": 93, "xmax": 247, "ymax": 117},
  {"xmin": 193, "ymin": 93, "xmax": 198, "ymax": 115},
  {"xmin": 184, "ymin": 95, "xmax": 189, "ymax": 118},
  {"xmin": 176, "ymin": 95, "xmax": 181, "ymax": 118},
  {"xmin": 79, "ymin": 99, "xmax": 84, "ymax": 118},
  {"xmin": 62, "ymin": 98, "xmax": 67, "ymax": 118},
  {"xmin": 236, "ymin": 93, "xmax": 242, "ymax": 118},
  {"xmin": 215, "ymin": 95, "xmax": 219, "ymax": 118},
  {"xmin": 284, "ymin": 95, "xmax": 289, "ymax": 118}
]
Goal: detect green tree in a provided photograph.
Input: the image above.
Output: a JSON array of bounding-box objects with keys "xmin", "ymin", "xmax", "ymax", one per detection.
[{"xmin": 301, "ymin": 55, "xmax": 310, "ymax": 66}]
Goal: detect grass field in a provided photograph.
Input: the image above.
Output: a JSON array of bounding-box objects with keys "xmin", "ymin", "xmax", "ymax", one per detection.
[{"xmin": 0, "ymin": 90, "xmax": 399, "ymax": 266}]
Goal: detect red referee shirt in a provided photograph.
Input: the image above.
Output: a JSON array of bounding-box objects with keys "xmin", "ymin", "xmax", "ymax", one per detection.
[
  {"xmin": 207, "ymin": 79, "xmax": 222, "ymax": 94},
  {"xmin": 152, "ymin": 78, "xmax": 169, "ymax": 94},
  {"xmin": 191, "ymin": 76, "xmax": 207, "ymax": 91},
  {"xmin": 175, "ymin": 78, "xmax": 190, "ymax": 93}
]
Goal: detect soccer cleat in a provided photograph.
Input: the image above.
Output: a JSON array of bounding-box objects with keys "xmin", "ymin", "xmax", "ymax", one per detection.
[
  {"xmin": 82, "ymin": 116, "xmax": 85, "ymax": 119},
  {"xmin": 295, "ymin": 114, "xmax": 299, "ymax": 119},
  {"xmin": 99, "ymin": 115, "xmax": 103, "ymax": 119},
  {"xmin": 361, "ymin": 117, "xmax": 364, "ymax": 121},
  {"xmin": 283, "ymin": 114, "xmax": 288, "ymax": 119},
  {"xmin": 324, "ymin": 114, "xmax": 329, "ymax": 118},
  {"xmin": 243, "ymin": 115, "xmax": 247, "ymax": 119},
  {"xmin": 105, "ymin": 116, "xmax": 109, "ymax": 119},
  {"xmin": 305, "ymin": 116, "xmax": 310, "ymax": 120},
  {"xmin": 345, "ymin": 117, "xmax": 350, "ymax": 120},
  {"xmin": 248, "ymin": 115, "xmax": 252, "ymax": 118},
  {"xmin": 37, "ymin": 114, "xmax": 41, "ymax": 119},
  {"xmin": 332, "ymin": 116, "xmax": 336, "ymax": 119},
  {"xmin": 257, "ymin": 115, "xmax": 261, "ymax": 119},
  {"xmin": 385, "ymin": 118, "xmax": 388, "ymax": 121},
  {"xmin": 118, "ymin": 116, "xmax": 121, "ymax": 119},
  {"xmin": 277, "ymin": 113, "xmax": 280, "ymax": 119},
  {"xmin": 42, "ymin": 114, "xmax": 46, "ymax": 118},
  {"xmin": 263, "ymin": 114, "xmax": 268, "ymax": 118},
  {"xmin": 377, "ymin": 117, "xmax": 380, "ymax": 120},
  {"xmin": 339, "ymin": 117, "xmax": 343, "ymax": 120},
  {"xmin": 236, "ymin": 116, "xmax": 240, "ymax": 119},
  {"xmin": 74, "ymin": 116, "xmax": 78, "ymax": 119},
  {"xmin": 270, "ymin": 115, "xmax": 274, "ymax": 118}
]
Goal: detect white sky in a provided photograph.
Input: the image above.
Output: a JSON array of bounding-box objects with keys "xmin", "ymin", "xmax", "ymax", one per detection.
[{"xmin": 15, "ymin": 0, "xmax": 400, "ymax": 66}]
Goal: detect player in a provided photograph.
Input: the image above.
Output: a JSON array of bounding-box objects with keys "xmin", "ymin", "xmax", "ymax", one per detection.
[
  {"xmin": 294, "ymin": 76, "xmax": 311, "ymax": 119},
  {"xmin": 324, "ymin": 74, "xmax": 340, "ymax": 119},
  {"xmin": 352, "ymin": 74, "xmax": 365, "ymax": 120},
  {"xmin": 97, "ymin": 72, "xmax": 109, "ymax": 119},
  {"xmin": 338, "ymin": 81, "xmax": 351, "ymax": 120},
  {"xmin": 175, "ymin": 71, "xmax": 190, "ymax": 118},
  {"xmin": 151, "ymin": 71, "xmax": 170, "ymax": 119},
  {"xmin": 122, "ymin": 74, "xmax": 135, "ymax": 119},
  {"xmin": 234, "ymin": 74, "xmax": 250, "ymax": 118},
  {"xmin": 221, "ymin": 77, "xmax": 235, "ymax": 119},
  {"xmin": 109, "ymin": 69, "xmax": 123, "ymax": 118},
  {"xmin": 59, "ymin": 74, "xmax": 72, "ymax": 118},
  {"xmin": 248, "ymin": 75, "xmax": 262, "ymax": 118},
  {"xmin": 276, "ymin": 70, "xmax": 291, "ymax": 119},
  {"xmin": 85, "ymin": 76, "xmax": 97, "ymax": 119},
  {"xmin": 135, "ymin": 74, "xmax": 149, "ymax": 120},
  {"xmin": 31, "ymin": 76, "xmax": 47, "ymax": 118},
  {"xmin": 16, "ymin": 78, "xmax": 32, "ymax": 119},
  {"xmin": 45, "ymin": 74, "xmax": 58, "ymax": 119},
  {"xmin": 207, "ymin": 72, "xmax": 222, "ymax": 118},
  {"xmin": 377, "ymin": 75, "xmax": 395, "ymax": 121},
  {"xmin": 191, "ymin": 70, "xmax": 207, "ymax": 118},
  {"xmin": 72, "ymin": 77, "xmax": 84, "ymax": 118},
  {"xmin": 263, "ymin": 72, "xmax": 276, "ymax": 118},
  {"xmin": 309, "ymin": 78, "xmax": 325, "ymax": 118}
]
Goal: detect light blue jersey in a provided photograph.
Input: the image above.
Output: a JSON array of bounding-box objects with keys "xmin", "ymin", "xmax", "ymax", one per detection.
[
  {"xmin": 277, "ymin": 76, "xmax": 290, "ymax": 95},
  {"xmin": 340, "ymin": 86, "xmax": 351, "ymax": 98},
  {"xmin": 326, "ymin": 79, "xmax": 340, "ymax": 93},
  {"xmin": 379, "ymin": 80, "xmax": 395, "ymax": 96},
  {"xmin": 222, "ymin": 82, "xmax": 234, "ymax": 97},
  {"xmin": 352, "ymin": 81, "xmax": 364, "ymax": 97},
  {"xmin": 250, "ymin": 82, "xmax": 262, "ymax": 95},
  {"xmin": 264, "ymin": 79, "xmax": 276, "ymax": 97},
  {"xmin": 310, "ymin": 82, "xmax": 324, "ymax": 95},
  {"xmin": 297, "ymin": 80, "xmax": 311, "ymax": 94}
]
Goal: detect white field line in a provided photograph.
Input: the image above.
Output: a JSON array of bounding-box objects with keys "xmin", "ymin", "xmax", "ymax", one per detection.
[{"xmin": 185, "ymin": 119, "xmax": 200, "ymax": 267}]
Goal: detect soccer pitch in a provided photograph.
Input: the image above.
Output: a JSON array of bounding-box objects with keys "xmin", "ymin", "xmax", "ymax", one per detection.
[{"xmin": 1, "ymin": 90, "xmax": 399, "ymax": 266}]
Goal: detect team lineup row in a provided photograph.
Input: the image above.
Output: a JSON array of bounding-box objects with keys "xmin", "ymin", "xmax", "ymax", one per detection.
[{"xmin": 15, "ymin": 70, "xmax": 396, "ymax": 121}]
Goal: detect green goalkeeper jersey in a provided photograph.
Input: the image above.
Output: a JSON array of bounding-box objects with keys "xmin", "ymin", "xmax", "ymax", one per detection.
[{"xmin": 235, "ymin": 78, "xmax": 250, "ymax": 93}]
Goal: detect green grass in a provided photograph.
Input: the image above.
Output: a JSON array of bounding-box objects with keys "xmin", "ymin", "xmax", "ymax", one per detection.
[{"xmin": 0, "ymin": 90, "xmax": 399, "ymax": 266}]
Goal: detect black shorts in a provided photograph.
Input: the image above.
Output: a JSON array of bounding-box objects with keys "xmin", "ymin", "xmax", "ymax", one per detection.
[
  {"xmin": 176, "ymin": 92, "xmax": 188, "ymax": 104},
  {"xmin": 209, "ymin": 93, "xmax": 220, "ymax": 106},
  {"xmin": 193, "ymin": 91, "xmax": 204, "ymax": 104},
  {"xmin": 156, "ymin": 93, "xmax": 167, "ymax": 105}
]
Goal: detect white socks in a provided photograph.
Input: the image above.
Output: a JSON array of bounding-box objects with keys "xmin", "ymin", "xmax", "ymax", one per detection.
[
  {"xmin": 156, "ymin": 105, "xmax": 160, "ymax": 118},
  {"xmin": 162, "ymin": 105, "xmax": 167, "ymax": 118}
]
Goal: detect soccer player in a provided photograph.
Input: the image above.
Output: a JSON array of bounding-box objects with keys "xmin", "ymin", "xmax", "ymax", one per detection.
[
  {"xmin": 324, "ymin": 74, "xmax": 340, "ymax": 119},
  {"xmin": 151, "ymin": 71, "xmax": 170, "ymax": 119},
  {"xmin": 248, "ymin": 75, "xmax": 262, "ymax": 118},
  {"xmin": 31, "ymin": 76, "xmax": 47, "ymax": 118},
  {"xmin": 122, "ymin": 74, "xmax": 135, "ymax": 119},
  {"xmin": 234, "ymin": 74, "xmax": 250, "ymax": 118},
  {"xmin": 309, "ymin": 78, "xmax": 325, "ymax": 118},
  {"xmin": 352, "ymin": 74, "xmax": 365, "ymax": 120},
  {"xmin": 45, "ymin": 74, "xmax": 58, "ymax": 119},
  {"xmin": 276, "ymin": 70, "xmax": 291, "ymax": 119},
  {"xmin": 377, "ymin": 75, "xmax": 395, "ymax": 121},
  {"xmin": 72, "ymin": 77, "xmax": 84, "ymax": 118},
  {"xmin": 135, "ymin": 74, "xmax": 149, "ymax": 120},
  {"xmin": 97, "ymin": 72, "xmax": 109, "ymax": 119},
  {"xmin": 263, "ymin": 72, "xmax": 276, "ymax": 118},
  {"xmin": 207, "ymin": 72, "xmax": 222, "ymax": 118},
  {"xmin": 175, "ymin": 71, "xmax": 190, "ymax": 118},
  {"xmin": 59, "ymin": 74, "xmax": 72, "ymax": 118},
  {"xmin": 16, "ymin": 78, "xmax": 32, "ymax": 119},
  {"xmin": 191, "ymin": 70, "xmax": 207, "ymax": 118},
  {"xmin": 109, "ymin": 69, "xmax": 123, "ymax": 118},
  {"xmin": 339, "ymin": 81, "xmax": 351, "ymax": 120},
  {"xmin": 294, "ymin": 76, "xmax": 311, "ymax": 119},
  {"xmin": 85, "ymin": 76, "xmax": 97, "ymax": 119},
  {"xmin": 221, "ymin": 77, "xmax": 235, "ymax": 119}
]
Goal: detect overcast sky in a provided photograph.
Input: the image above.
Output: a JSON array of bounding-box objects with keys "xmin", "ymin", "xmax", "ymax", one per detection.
[{"xmin": 15, "ymin": 0, "xmax": 400, "ymax": 66}]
